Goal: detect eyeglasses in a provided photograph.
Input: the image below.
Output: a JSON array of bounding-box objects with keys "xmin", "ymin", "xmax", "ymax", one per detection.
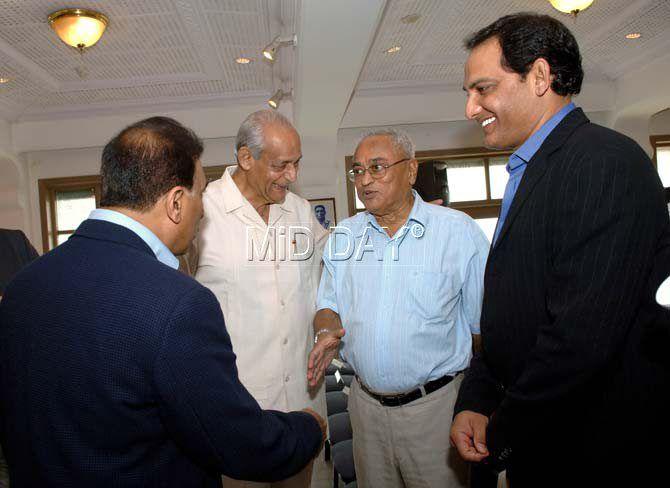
[{"xmin": 347, "ymin": 158, "xmax": 410, "ymax": 182}]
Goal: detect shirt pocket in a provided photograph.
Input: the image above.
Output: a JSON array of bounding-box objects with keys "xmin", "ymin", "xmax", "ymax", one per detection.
[{"xmin": 408, "ymin": 270, "xmax": 458, "ymax": 323}]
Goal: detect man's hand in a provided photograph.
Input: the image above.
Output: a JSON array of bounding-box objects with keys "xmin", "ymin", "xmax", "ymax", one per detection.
[
  {"xmin": 307, "ymin": 328, "xmax": 345, "ymax": 387},
  {"xmin": 302, "ymin": 407, "xmax": 327, "ymax": 453},
  {"xmin": 450, "ymin": 410, "xmax": 490, "ymax": 462}
]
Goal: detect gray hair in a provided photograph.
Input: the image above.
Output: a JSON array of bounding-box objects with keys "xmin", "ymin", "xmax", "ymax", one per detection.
[
  {"xmin": 354, "ymin": 128, "xmax": 415, "ymax": 159},
  {"xmin": 235, "ymin": 109, "xmax": 295, "ymax": 160}
]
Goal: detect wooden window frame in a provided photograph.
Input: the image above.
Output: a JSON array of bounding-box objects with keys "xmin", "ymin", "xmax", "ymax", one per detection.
[
  {"xmin": 38, "ymin": 175, "xmax": 102, "ymax": 253},
  {"xmin": 345, "ymin": 147, "xmax": 512, "ymax": 219},
  {"xmin": 650, "ymin": 134, "xmax": 670, "ymax": 170}
]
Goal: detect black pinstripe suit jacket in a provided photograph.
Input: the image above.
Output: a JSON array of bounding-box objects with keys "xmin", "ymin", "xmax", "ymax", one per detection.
[{"xmin": 455, "ymin": 108, "xmax": 670, "ymax": 484}]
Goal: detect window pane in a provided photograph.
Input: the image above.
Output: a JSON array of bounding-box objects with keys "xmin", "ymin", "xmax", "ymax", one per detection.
[
  {"xmin": 57, "ymin": 233, "xmax": 73, "ymax": 246},
  {"xmin": 489, "ymin": 157, "xmax": 509, "ymax": 200},
  {"xmin": 56, "ymin": 189, "xmax": 96, "ymax": 231},
  {"xmin": 445, "ymin": 158, "xmax": 487, "ymax": 202},
  {"xmin": 475, "ymin": 217, "xmax": 497, "ymax": 244},
  {"xmin": 657, "ymin": 147, "xmax": 670, "ymax": 187}
]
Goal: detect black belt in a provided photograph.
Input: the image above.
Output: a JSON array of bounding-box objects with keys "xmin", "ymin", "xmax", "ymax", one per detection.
[{"xmin": 357, "ymin": 374, "xmax": 455, "ymax": 407}]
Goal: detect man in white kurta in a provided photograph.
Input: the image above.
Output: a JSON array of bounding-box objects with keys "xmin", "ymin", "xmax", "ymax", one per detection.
[{"xmin": 195, "ymin": 110, "xmax": 328, "ymax": 488}]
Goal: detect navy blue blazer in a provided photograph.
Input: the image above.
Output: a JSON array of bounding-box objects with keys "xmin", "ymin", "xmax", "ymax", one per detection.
[
  {"xmin": 455, "ymin": 109, "xmax": 670, "ymax": 485},
  {"xmin": 0, "ymin": 219, "xmax": 321, "ymax": 487}
]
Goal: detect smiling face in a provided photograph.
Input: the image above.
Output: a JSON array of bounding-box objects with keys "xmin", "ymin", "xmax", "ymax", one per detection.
[
  {"xmin": 463, "ymin": 37, "xmax": 542, "ymax": 150},
  {"xmin": 352, "ymin": 135, "xmax": 417, "ymax": 216},
  {"xmin": 246, "ymin": 123, "xmax": 301, "ymax": 204}
]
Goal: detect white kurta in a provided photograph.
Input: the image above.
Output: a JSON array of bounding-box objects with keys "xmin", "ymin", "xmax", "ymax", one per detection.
[{"xmin": 196, "ymin": 166, "xmax": 328, "ymax": 415}]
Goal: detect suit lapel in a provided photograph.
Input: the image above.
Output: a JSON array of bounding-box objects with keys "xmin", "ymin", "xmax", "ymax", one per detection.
[{"xmin": 492, "ymin": 108, "xmax": 590, "ymax": 251}]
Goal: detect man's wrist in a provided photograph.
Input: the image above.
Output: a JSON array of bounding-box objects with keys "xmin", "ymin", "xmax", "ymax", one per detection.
[{"xmin": 314, "ymin": 328, "xmax": 333, "ymax": 344}]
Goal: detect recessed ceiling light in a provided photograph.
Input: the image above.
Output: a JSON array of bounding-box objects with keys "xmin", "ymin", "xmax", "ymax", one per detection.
[
  {"xmin": 235, "ymin": 57, "xmax": 252, "ymax": 64},
  {"xmin": 386, "ymin": 46, "xmax": 401, "ymax": 54},
  {"xmin": 401, "ymin": 13, "xmax": 421, "ymax": 24},
  {"xmin": 0, "ymin": 77, "xmax": 10, "ymax": 84},
  {"xmin": 625, "ymin": 32, "xmax": 642, "ymax": 39}
]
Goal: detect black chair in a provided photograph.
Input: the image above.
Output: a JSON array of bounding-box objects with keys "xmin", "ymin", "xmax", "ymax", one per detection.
[
  {"xmin": 328, "ymin": 412, "xmax": 352, "ymax": 446},
  {"xmin": 326, "ymin": 390, "xmax": 348, "ymax": 416},
  {"xmin": 326, "ymin": 361, "xmax": 355, "ymax": 376},
  {"xmin": 332, "ymin": 439, "xmax": 356, "ymax": 486},
  {"xmin": 325, "ymin": 373, "xmax": 353, "ymax": 392},
  {"xmin": 328, "ymin": 412, "xmax": 355, "ymax": 487}
]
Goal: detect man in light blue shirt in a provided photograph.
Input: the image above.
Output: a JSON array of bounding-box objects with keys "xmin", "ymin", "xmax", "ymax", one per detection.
[{"xmin": 307, "ymin": 129, "xmax": 489, "ymax": 487}]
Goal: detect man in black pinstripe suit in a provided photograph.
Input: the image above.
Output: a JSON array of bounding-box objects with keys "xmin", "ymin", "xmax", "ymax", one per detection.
[{"xmin": 450, "ymin": 13, "xmax": 669, "ymax": 486}]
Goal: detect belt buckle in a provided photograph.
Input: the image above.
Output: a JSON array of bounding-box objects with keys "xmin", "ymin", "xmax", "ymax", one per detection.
[{"xmin": 379, "ymin": 394, "xmax": 403, "ymax": 407}]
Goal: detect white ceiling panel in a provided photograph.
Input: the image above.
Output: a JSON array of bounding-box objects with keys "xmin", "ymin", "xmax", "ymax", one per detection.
[
  {"xmin": 0, "ymin": 0, "xmax": 291, "ymax": 120},
  {"xmin": 358, "ymin": 0, "xmax": 670, "ymax": 90}
]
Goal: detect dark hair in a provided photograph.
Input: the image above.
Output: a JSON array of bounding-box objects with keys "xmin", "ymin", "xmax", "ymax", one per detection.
[
  {"xmin": 465, "ymin": 12, "xmax": 583, "ymax": 96},
  {"xmin": 100, "ymin": 117, "xmax": 203, "ymax": 210},
  {"xmin": 314, "ymin": 205, "xmax": 326, "ymax": 212}
]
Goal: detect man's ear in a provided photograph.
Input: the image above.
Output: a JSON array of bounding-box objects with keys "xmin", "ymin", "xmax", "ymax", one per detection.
[
  {"xmin": 408, "ymin": 158, "xmax": 419, "ymax": 186},
  {"xmin": 530, "ymin": 58, "xmax": 552, "ymax": 97},
  {"xmin": 237, "ymin": 146, "xmax": 255, "ymax": 171},
  {"xmin": 165, "ymin": 186, "xmax": 185, "ymax": 224}
]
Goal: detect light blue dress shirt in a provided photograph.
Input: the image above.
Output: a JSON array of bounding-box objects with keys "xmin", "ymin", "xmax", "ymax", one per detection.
[
  {"xmin": 316, "ymin": 191, "xmax": 489, "ymax": 392},
  {"xmin": 88, "ymin": 209, "xmax": 179, "ymax": 270},
  {"xmin": 493, "ymin": 102, "xmax": 576, "ymax": 245}
]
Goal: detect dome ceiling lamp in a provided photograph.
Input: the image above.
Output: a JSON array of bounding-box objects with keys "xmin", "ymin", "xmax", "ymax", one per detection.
[
  {"xmin": 549, "ymin": 0, "xmax": 594, "ymax": 17},
  {"xmin": 48, "ymin": 8, "xmax": 109, "ymax": 53}
]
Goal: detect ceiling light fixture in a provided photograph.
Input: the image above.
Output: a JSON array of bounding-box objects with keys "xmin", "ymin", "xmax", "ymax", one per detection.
[
  {"xmin": 386, "ymin": 45, "xmax": 402, "ymax": 54},
  {"xmin": 235, "ymin": 57, "xmax": 252, "ymax": 64},
  {"xmin": 262, "ymin": 35, "xmax": 297, "ymax": 62},
  {"xmin": 0, "ymin": 78, "xmax": 10, "ymax": 84},
  {"xmin": 548, "ymin": 0, "xmax": 594, "ymax": 17},
  {"xmin": 625, "ymin": 32, "xmax": 642, "ymax": 39},
  {"xmin": 268, "ymin": 89, "xmax": 290, "ymax": 109},
  {"xmin": 48, "ymin": 8, "xmax": 109, "ymax": 53}
]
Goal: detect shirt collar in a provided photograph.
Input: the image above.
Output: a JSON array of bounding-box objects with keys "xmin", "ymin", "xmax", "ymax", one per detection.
[
  {"xmin": 88, "ymin": 208, "xmax": 179, "ymax": 270},
  {"xmin": 219, "ymin": 165, "xmax": 293, "ymax": 214},
  {"xmin": 510, "ymin": 102, "xmax": 576, "ymax": 171},
  {"xmin": 360, "ymin": 190, "xmax": 428, "ymax": 238}
]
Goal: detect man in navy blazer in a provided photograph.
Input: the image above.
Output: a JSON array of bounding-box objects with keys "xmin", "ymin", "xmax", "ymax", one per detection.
[
  {"xmin": 452, "ymin": 13, "xmax": 669, "ymax": 487},
  {"xmin": 0, "ymin": 117, "xmax": 326, "ymax": 487}
]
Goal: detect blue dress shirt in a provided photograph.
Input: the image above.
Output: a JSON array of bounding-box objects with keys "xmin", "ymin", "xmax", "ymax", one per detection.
[
  {"xmin": 493, "ymin": 102, "xmax": 576, "ymax": 245},
  {"xmin": 88, "ymin": 209, "xmax": 179, "ymax": 270},
  {"xmin": 316, "ymin": 191, "xmax": 489, "ymax": 392}
]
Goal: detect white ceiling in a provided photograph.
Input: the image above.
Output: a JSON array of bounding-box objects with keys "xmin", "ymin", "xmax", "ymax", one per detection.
[
  {"xmin": 0, "ymin": 0, "xmax": 296, "ymax": 120},
  {"xmin": 0, "ymin": 0, "xmax": 668, "ymax": 122},
  {"xmin": 358, "ymin": 0, "xmax": 670, "ymax": 91}
]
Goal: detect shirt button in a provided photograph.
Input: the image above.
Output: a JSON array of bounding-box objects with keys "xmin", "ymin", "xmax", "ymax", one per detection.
[
  {"xmin": 275, "ymin": 263, "xmax": 280, "ymax": 270},
  {"xmin": 285, "ymin": 375, "xmax": 290, "ymax": 382},
  {"xmin": 283, "ymin": 338, "xmax": 288, "ymax": 345},
  {"xmin": 280, "ymin": 299, "xmax": 285, "ymax": 307}
]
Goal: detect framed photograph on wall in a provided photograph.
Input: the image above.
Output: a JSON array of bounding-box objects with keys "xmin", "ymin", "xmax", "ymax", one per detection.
[{"xmin": 309, "ymin": 198, "xmax": 337, "ymax": 230}]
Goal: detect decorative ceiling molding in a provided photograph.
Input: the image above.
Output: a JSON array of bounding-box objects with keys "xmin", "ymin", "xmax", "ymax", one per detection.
[{"xmin": 0, "ymin": 36, "xmax": 59, "ymax": 91}]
